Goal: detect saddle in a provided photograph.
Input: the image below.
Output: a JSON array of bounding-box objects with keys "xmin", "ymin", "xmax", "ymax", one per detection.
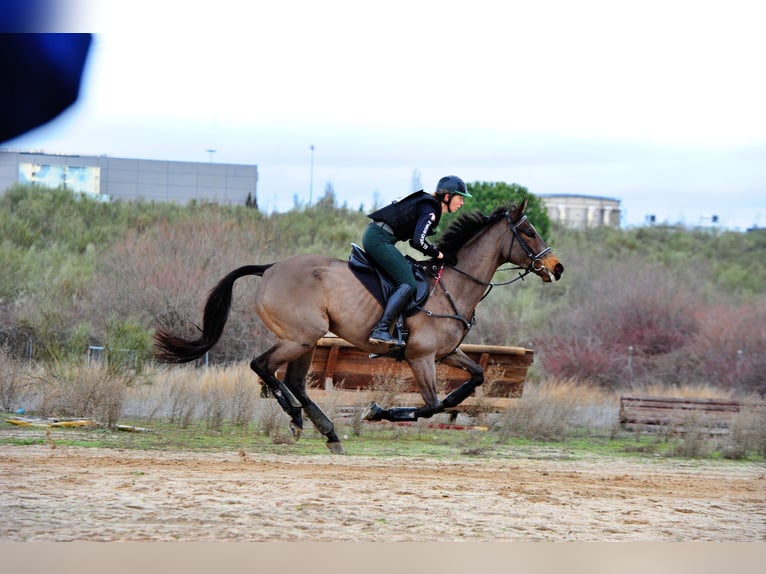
[{"xmin": 347, "ymin": 243, "xmax": 432, "ymax": 316}]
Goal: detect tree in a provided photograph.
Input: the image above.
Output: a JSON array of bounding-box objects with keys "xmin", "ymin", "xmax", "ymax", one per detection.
[
  {"xmin": 466, "ymin": 181, "xmax": 551, "ymax": 239},
  {"xmin": 316, "ymin": 182, "xmax": 337, "ymax": 210},
  {"xmin": 437, "ymin": 181, "xmax": 551, "ymax": 240}
]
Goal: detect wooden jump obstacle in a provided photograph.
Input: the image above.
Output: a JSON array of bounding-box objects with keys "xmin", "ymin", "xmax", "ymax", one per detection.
[
  {"xmin": 619, "ymin": 394, "xmax": 765, "ymax": 433},
  {"xmin": 272, "ymin": 336, "xmax": 534, "ymax": 414}
]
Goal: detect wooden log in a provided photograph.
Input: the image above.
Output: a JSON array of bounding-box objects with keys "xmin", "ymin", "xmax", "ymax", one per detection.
[{"xmin": 285, "ymin": 337, "xmax": 532, "ymax": 398}]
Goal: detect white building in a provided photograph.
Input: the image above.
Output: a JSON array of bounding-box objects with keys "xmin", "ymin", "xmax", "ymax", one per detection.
[{"xmin": 539, "ymin": 194, "xmax": 621, "ymax": 228}]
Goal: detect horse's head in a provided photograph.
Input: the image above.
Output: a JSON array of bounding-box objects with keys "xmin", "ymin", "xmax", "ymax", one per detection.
[{"xmin": 505, "ymin": 198, "xmax": 564, "ymax": 283}]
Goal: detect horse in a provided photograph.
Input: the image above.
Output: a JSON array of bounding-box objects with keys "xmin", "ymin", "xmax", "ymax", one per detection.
[{"xmin": 153, "ymin": 198, "xmax": 564, "ymax": 454}]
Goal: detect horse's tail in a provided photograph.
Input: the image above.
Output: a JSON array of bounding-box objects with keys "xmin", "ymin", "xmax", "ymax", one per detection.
[{"xmin": 153, "ymin": 264, "xmax": 273, "ymax": 363}]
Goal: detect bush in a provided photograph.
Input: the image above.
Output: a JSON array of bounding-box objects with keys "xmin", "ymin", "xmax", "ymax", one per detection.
[
  {"xmin": 36, "ymin": 362, "xmax": 129, "ymax": 427},
  {"xmin": 495, "ymin": 379, "xmax": 616, "ymax": 441},
  {"xmin": 0, "ymin": 343, "xmax": 32, "ymax": 412},
  {"xmin": 538, "ymin": 257, "xmax": 702, "ymax": 388},
  {"xmin": 720, "ymin": 404, "xmax": 766, "ymax": 459}
]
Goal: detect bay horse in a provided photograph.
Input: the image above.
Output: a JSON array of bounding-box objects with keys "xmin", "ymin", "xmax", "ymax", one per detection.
[{"xmin": 154, "ymin": 199, "xmax": 564, "ymax": 453}]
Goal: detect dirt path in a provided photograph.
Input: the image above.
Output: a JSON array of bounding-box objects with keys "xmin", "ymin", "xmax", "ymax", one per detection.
[{"xmin": 1, "ymin": 444, "xmax": 764, "ymax": 541}]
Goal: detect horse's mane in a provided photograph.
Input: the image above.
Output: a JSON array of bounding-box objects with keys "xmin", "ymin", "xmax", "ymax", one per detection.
[{"xmin": 436, "ymin": 205, "xmax": 512, "ymax": 255}]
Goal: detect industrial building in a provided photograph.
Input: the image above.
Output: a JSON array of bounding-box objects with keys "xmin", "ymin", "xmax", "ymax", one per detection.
[
  {"xmin": 538, "ymin": 193, "xmax": 621, "ymax": 228},
  {"xmin": 0, "ymin": 150, "xmax": 258, "ymax": 206}
]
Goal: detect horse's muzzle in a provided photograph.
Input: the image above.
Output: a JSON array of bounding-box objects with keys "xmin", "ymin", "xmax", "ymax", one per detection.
[{"xmin": 539, "ymin": 258, "xmax": 564, "ymax": 282}]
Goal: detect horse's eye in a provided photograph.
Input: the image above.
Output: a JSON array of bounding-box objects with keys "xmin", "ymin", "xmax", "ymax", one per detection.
[{"xmin": 525, "ymin": 229, "xmax": 537, "ymax": 239}]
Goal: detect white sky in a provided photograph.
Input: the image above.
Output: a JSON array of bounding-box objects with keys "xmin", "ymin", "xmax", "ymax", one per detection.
[{"xmin": 7, "ymin": 0, "xmax": 766, "ymax": 229}]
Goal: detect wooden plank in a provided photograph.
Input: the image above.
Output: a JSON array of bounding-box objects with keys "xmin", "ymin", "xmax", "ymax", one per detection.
[
  {"xmin": 305, "ymin": 389, "xmax": 518, "ymax": 414},
  {"xmin": 619, "ymin": 394, "xmax": 766, "ymax": 432},
  {"xmin": 275, "ymin": 337, "xmax": 532, "ymax": 398},
  {"xmin": 621, "ymin": 395, "xmax": 745, "ymax": 412},
  {"xmin": 323, "ymin": 344, "xmax": 340, "ymax": 389}
]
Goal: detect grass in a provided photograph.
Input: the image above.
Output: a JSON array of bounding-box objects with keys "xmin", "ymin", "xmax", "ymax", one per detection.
[
  {"xmin": 1, "ymin": 362, "xmax": 763, "ymax": 462},
  {"xmin": 2, "ymin": 412, "xmax": 763, "ymax": 463}
]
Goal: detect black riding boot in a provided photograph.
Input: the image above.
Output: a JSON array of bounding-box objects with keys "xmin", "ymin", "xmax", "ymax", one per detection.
[{"xmin": 368, "ymin": 284, "xmax": 413, "ymax": 346}]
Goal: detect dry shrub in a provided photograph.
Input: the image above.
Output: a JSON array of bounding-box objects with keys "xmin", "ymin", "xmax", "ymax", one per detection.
[
  {"xmin": 680, "ymin": 303, "xmax": 766, "ymax": 394},
  {"xmin": 496, "ymin": 378, "xmax": 617, "ymax": 441},
  {"xmin": 668, "ymin": 427, "xmax": 712, "ymax": 458},
  {"xmin": 199, "ymin": 365, "xmax": 258, "ymax": 430},
  {"xmin": 721, "ymin": 402, "xmax": 766, "ymax": 459},
  {"xmin": 364, "ymin": 371, "xmax": 412, "ymax": 407},
  {"xmin": 538, "ymin": 258, "xmax": 700, "ymax": 389},
  {"xmin": 255, "ymin": 398, "xmax": 294, "ymax": 443},
  {"xmin": 130, "ymin": 364, "xmax": 260, "ymax": 429},
  {"xmin": 166, "ymin": 374, "xmax": 200, "ymax": 428},
  {"xmin": 90, "ymin": 213, "xmax": 278, "ymax": 363},
  {"xmin": 36, "ymin": 362, "xmax": 128, "ymax": 427},
  {"xmin": 0, "ymin": 343, "xmax": 34, "ymax": 412}
]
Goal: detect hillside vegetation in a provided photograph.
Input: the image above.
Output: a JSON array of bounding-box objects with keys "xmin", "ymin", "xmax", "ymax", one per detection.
[{"xmin": 1, "ymin": 184, "xmax": 764, "ymax": 396}]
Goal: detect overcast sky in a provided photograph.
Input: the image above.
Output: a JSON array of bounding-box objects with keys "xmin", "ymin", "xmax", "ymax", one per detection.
[{"xmin": 7, "ymin": 0, "xmax": 766, "ymax": 229}]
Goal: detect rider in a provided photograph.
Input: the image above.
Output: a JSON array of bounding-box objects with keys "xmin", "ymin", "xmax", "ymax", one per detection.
[{"xmin": 363, "ymin": 175, "xmax": 471, "ymax": 346}]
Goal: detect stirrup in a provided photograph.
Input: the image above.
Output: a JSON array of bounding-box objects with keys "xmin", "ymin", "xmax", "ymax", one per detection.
[{"xmin": 368, "ymin": 328, "xmax": 402, "ymax": 346}]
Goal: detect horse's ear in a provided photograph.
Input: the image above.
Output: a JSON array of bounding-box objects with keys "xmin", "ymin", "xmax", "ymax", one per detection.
[{"xmin": 511, "ymin": 197, "xmax": 528, "ymax": 220}]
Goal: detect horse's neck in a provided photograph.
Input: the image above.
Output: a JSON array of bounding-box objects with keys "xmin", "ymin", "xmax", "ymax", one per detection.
[
  {"xmin": 449, "ymin": 226, "xmax": 504, "ymax": 300},
  {"xmin": 456, "ymin": 225, "xmax": 504, "ymax": 281}
]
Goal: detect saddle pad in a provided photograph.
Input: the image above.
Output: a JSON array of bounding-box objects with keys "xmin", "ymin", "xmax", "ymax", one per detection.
[{"xmin": 348, "ymin": 244, "xmax": 430, "ymax": 314}]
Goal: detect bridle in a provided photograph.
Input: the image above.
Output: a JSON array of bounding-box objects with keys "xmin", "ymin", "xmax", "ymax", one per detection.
[
  {"xmin": 504, "ymin": 212, "xmax": 552, "ymax": 276},
  {"xmin": 417, "ymin": 209, "xmax": 552, "ymax": 331},
  {"xmin": 449, "ymin": 211, "xmax": 551, "ymax": 291}
]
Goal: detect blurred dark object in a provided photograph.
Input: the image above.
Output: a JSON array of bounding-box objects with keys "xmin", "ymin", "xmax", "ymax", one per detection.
[
  {"xmin": 1, "ymin": 0, "xmax": 55, "ymax": 32},
  {"xmin": 1, "ymin": 33, "xmax": 92, "ymax": 143}
]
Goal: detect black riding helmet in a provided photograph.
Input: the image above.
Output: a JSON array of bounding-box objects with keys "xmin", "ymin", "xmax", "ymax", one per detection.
[{"xmin": 435, "ymin": 175, "xmax": 472, "ymax": 198}]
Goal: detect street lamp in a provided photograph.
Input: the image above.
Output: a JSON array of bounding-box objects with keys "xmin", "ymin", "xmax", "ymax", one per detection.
[
  {"xmin": 309, "ymin": 144, "xmax": 315, "ymax": 205},
  {"xmin": 206, "ymin": 149, "xmax": 217, "ymax": 163}
]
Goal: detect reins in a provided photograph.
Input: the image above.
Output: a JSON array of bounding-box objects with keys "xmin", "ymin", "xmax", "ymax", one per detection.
[{"xmin": 416, "ymin": 210, "xmax": 551, "ymax": 330}]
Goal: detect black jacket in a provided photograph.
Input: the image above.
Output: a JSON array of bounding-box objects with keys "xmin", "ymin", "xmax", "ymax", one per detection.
[{"xmin": 367, "ymin": 191, "xmax": 442, "ymax": 257}]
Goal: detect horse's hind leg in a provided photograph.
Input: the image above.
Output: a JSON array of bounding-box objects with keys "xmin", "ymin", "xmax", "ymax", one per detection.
[{"xmin": 283, "ymin": 352, "xmax": 345, "ymax": 454}]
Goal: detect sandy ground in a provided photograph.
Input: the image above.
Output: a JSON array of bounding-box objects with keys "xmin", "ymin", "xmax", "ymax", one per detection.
[{"xmin": 1, "ymin": 441, "xmax": 764, "ymax": 542}]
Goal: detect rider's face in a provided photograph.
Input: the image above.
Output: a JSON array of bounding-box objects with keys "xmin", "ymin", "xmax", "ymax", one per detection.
[{"xmin": 445, "ymin": 194, "xmax": 464, "ymax": 213}]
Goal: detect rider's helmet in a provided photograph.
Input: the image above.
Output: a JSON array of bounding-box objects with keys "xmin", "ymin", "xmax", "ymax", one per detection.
[{"xmin": 435, "ymin": 175, "xmax": 472, "ymax": 198}]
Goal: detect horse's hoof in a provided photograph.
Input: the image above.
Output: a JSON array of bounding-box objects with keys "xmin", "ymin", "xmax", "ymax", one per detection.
[
  {"xmin": 289, "ymin": 422, "xmax": 302, "ymax": 441},
  {"xmin": 326, "ymin": 442, "xmax": 345, "ymax": 455},
  {"xmin": 362, "ymin": 402, "xmax": 384, "ymax": 421},
  {"xmin": 289, "ymin": 412, "xmax": 303, "ymax": 431}
]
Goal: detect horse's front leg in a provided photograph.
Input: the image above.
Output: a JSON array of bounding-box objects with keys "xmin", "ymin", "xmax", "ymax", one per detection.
[
  {"xmin": 363, "ymin": 355, "xmax": 441, "ymax": 422},
  {"xmin": 390, "ymin": 349, "xmax": 485, "ymax": 418},
  {"xmin": 436, "ymin": 348, "xmax": 484, "ymax": 411},
  {"xmin": 364, "ymin": 349, "xmax": 485, "ymax": 421}
]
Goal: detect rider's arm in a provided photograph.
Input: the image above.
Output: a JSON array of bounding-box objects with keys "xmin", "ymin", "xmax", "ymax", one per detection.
[{"xmin": 410, "ymin": 211, "xmax": 441, "ymax": 258}]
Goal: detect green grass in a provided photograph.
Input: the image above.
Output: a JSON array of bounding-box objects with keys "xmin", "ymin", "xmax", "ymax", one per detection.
[{"xmin": 2, "ymin": 413, "xmax": 763, "ymax": 462}]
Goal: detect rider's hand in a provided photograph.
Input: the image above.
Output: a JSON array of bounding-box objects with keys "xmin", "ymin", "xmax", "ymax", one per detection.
[{"xmin": 437, "ymin": 251, "xmax": 444, "ymax": 260}]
